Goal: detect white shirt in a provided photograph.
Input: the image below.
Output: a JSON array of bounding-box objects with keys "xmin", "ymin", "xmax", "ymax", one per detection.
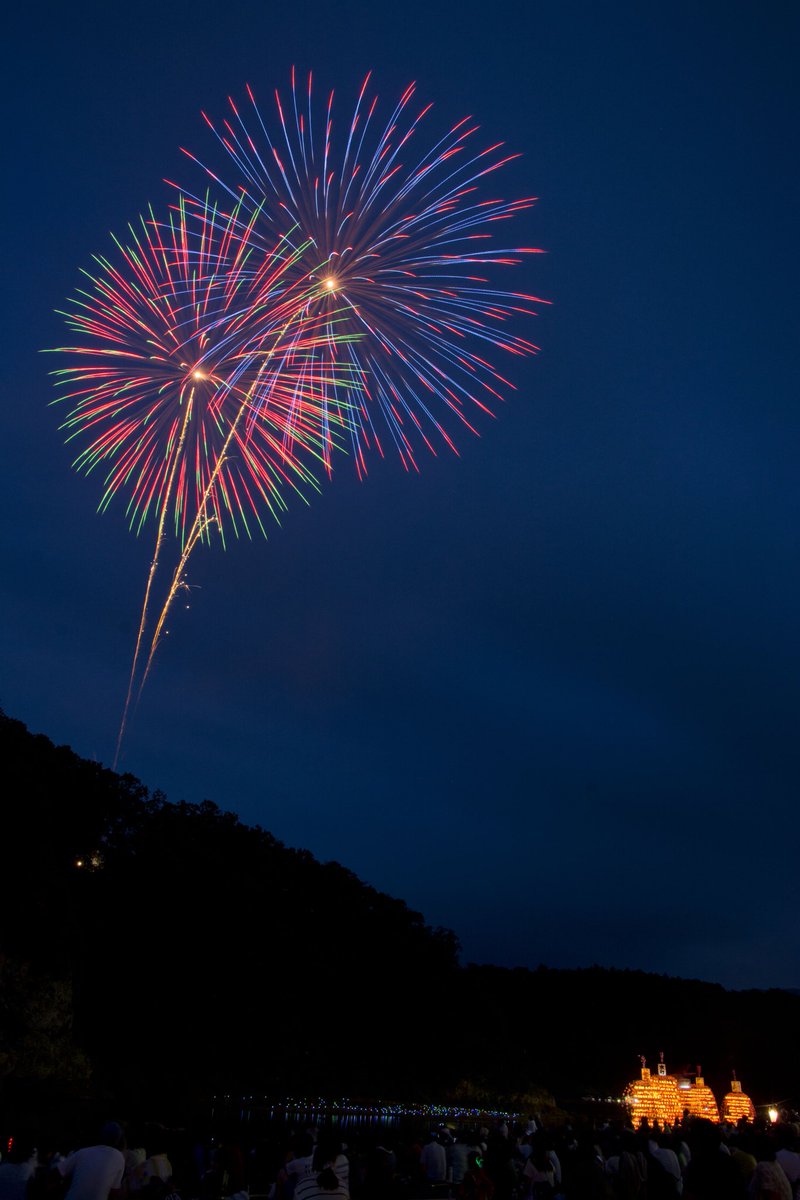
[
  {"xmin": 648, "ymin": 1141, "xmax": 683, "ymax": 1194},
  {"xmin": 58, "ymin": 1146, "xmax": 125, "ymax": 1200},
  {"xmin": 420, "ymin": 1142, "xmax": 447, "ymax": 1182},
  {"xmin": 776, "ymin": 1149, "xmax": 800, "ymax": 1187},
  {"xmin": 0, "ymin": 1160, "xmax": 37, "ymax": 1200}
]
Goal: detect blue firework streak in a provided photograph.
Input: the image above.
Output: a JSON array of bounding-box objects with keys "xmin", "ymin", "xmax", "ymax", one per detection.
[{"xmin": 178, "ymin": 70, "xmax": 548, "ymax": 476}]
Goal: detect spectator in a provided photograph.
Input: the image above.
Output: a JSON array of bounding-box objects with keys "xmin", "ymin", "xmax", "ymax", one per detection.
[
  {"xmin": 0, "ymin": 1141, "xmax": 38, "ymax": 1200},
  {"xmin": 55, "ymin": 1123, "xmax": 126, "ymax": 1200},
  {"xmin": 419, "ymin": 1134, "xmax": 447, "ymax": 1184}
]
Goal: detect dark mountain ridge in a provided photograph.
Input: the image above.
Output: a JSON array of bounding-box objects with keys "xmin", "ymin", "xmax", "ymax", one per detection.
[{"xmin": 2, "ymin": 710, "xmax": 797, "ymax": 1122}]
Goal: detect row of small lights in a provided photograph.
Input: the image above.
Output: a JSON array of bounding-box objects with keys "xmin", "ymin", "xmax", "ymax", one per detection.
[
  {"xmin": 212, "ymin": 1096, "xmax": 522, "ymax": 1120},
  {"xmin": 212, "ymin": 1095, "xmax": 790, "ymax": 1129}
]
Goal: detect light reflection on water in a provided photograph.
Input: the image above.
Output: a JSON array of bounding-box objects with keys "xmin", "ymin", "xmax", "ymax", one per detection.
[{"xmin": 211, "ymin": 1097, "xmax": 521, "ymax": 1135}]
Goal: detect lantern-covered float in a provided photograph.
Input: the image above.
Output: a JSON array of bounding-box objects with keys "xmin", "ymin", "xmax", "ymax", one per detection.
[
  {"xmin": 624, "ymin": 1054, "xmax": 683, "ymax": 1128},
  {"xmin": 677, "ymin": 1066, "xmax": 720, "ymax": 1122},
  {"xmin": 721, "ymin": 1073, "xmax": 756, "ymax": 1124}
]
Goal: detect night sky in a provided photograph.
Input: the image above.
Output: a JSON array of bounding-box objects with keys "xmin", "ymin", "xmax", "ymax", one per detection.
[{"xmin": 4, "ymin": 1, "xmax": 799, "ymax": 991}]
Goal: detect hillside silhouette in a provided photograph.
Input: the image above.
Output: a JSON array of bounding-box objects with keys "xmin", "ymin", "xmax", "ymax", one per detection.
[{"xmin": 2, "ymin": 709, "xmax": 798, "ymax": 1123}]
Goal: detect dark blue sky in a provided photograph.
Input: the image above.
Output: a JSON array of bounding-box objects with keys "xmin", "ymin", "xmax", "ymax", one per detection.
[{"xmin": 3, "ymin": 0, "xmax": 799, "ymax": 990}]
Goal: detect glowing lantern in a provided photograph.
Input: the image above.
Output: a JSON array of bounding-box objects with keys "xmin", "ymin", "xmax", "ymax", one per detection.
[
  {"xmin": 678, "ymin": 1067, "xmax": 720, "ymax": 1123},
  {"xmin": 721, "ymin": 1074, "xmax": 755, "ymax": 1124},
  {"xmin": 624, "ymin": 1055, "xmax": 683, "ymax": 1129}
]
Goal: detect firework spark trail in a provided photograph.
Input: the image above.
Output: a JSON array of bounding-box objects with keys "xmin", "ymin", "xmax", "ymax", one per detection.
[
  {"xmin": 180, "ymin": 72, "xmax": 548, "ymax": 475},
  {"xmin": 51, "ymin": 193, "xmax": 360, "ymax": 763},
  {"xmin": 115, "ymin": 255, "xmax": 361, "ymax": 756},
  {"xmin": 115, "ymin": 382, "xmax": 197, "ymax": 765},
  {"xmin": 135, "ymin": 295, "xmax": 362, "ymax": 700}
]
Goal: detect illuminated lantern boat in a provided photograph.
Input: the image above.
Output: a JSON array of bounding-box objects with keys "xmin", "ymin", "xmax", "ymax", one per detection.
[
  {"xmin": 624, "ymin": 1055, "xmax": 683, "ymax": 1128},
  {"xmin": 721, "ymin": 1074, "xmax": 756, "ymax": 1124},
  {"xmin": 677, "ymin": 1068, "xmax": 720, "ymax": 1122}
]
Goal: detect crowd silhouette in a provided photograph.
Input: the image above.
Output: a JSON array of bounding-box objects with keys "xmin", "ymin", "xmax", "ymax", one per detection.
[{"xmin": 4, "ymin": 1108, "xmax": 800, "ymax": 1200}]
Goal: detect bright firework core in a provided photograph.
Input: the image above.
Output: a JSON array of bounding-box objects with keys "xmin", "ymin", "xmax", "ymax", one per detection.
[{"xmin": 322, "ymin": 277, "xmax": 338, "ymax": 292}]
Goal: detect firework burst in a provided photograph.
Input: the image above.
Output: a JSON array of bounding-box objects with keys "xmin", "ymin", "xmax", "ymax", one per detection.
[
  {"xmin": 50, "ymin": 192, "xmax": 358, "ymax": 759},
  {"xmin": 52, "ymin": 193, "xmax": 350, "ymax": 542},
  {"xmin": 180, "ymin": 70, "xmax": 547, "ymax": 476}
]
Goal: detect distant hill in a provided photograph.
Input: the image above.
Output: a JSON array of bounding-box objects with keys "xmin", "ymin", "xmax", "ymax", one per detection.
[
  {"xmin": 0, "ymin": 709, "xmax": 460, "ymax": 1114},
  {"xmin": 2, "ymin": 709, "xmax": 798, "ymax": 1121}
]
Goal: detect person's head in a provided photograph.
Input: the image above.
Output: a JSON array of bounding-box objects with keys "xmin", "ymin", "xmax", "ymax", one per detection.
[
  {"xmin": 775, "ymin": 1124, "xmax": 796, "ymax": 1150},
  {"xmin": 754, "ymin": 1135, "xmax": 777, "ymax": 1163},
  {"xmin": 292, "ymin": 1134, "xmax": 315, "ymax": 1160},
  {"xmin": 101, "ymin": 1123, "xmax": 126, "ymax": 1152},
  {"xmin": 731, "ymin": 1129, "xmax": 756, "ymax": 1156},
  {"xmin": 144, "ymin": 1125, "xmax": 169, "ymax": 1156},
  {"xmin": 312, "ymin": 1135, "xmax": 341, "ymax": 1172},
  {"xmin": 315, "ymin": 1167, "xmax": 340, "ymax": 1193},
  {"xmin": 690, "ymin": 1118, "xmax": 721, "ymax": 1156},
  {"xmin": 621, "ymin": 1130, "xmax": 640, "ymax": 1154}
]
